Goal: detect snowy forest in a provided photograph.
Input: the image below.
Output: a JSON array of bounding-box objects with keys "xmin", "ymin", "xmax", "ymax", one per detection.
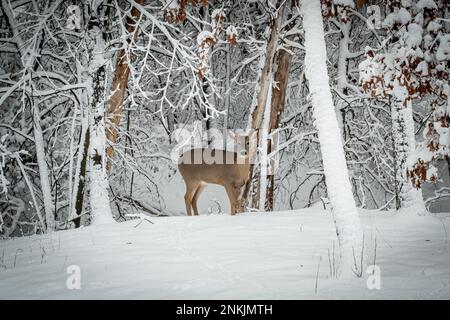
[{"xmin": 0, "ymin": 0, "xmax": 450, "ymax": 299}]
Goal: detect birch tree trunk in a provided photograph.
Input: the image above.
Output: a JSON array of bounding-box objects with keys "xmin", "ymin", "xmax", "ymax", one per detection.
[{"xmin": 301, "ymin": 0, "xmax": 363, "ymax": 275}]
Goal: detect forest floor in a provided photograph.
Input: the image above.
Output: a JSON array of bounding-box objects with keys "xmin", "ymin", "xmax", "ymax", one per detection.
[{"xmin": 0, "ymin": 207, "xmax": 450, "ymax": 299}]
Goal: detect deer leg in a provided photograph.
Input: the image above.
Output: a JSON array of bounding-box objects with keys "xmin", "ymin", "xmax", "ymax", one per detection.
[
  {"xmin": 224, "ymin": 184, "xmax": 237, "ymax": 216},
  {"xmin": 184, "ymin": 183, "xmax": 199, "ymax": 216},
  {"xmin": 192, "ymin": 183, "xmax": 206, "ymax": 216}
]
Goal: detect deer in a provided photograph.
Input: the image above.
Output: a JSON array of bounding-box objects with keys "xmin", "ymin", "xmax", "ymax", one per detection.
[{"xmin": 178, "ymin": 132, "xmax": 256, "ymax": 216}]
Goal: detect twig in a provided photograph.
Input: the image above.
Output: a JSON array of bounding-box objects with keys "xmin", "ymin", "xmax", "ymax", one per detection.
[
  {"xmin": 373, "ymin": 237, "xmax": 377, "ymax": 268},
  {"xmin": 14, "ymin": 248, "xmax": 23, "ymax": 268},
  {"xmin": 134, "ymin": 218, "xmax": 154, "ymax": 228},
  {"xmin": 352, "ymin": 233, "xmax": 365, "ymax": 277},
  {"xmin": 40, "ymin": 247, "xmax": 46, "ymax": 264},
  {"xmin": 315, "ymin": 256, "xmax": 322, "ymax": 293},
  {"xmin": 0, "ymin": 250, "xmax": 6, "ymax": 270}
]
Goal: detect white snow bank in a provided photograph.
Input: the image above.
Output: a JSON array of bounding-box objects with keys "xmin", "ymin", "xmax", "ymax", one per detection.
[{"xmin": 1, "ymin": 208, "xmax": 449, "ymax": 299}]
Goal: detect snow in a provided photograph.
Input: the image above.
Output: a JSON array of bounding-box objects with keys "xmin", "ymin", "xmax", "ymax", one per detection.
[
  {"xmin": 226, "ymin": 25, "xmax": 238, "ymax": 44},
  {"xmin": 358, "ymin": 48, "xmax": 383, "ymax": 92},
  {"xmin": 89, "ymin": 26, "xmax": 107, "ymax": 71},
  {"xmin": 436, "ymin": 34, "xmax": 450, "ymax": 61},
  {"xmin": 0, "ymin": 208, "xmax": 449, "ymax": 299},
  {"xmin": 405, "ymin": 23, "xmax": 423, "ymax": 48},
  {"xmin": 333, "ymin": 0, "xmax": 355, "ymax": 8},
  {"xmin": 2, "ymin": 0, "xmax": 450, "ymax": 300},
  {"xmin": 402, "ymin": 0, "xmax": 412, "ymax": 7},
  {"xmin": 392, "ymin": 101, "xmax": 428, "ymax": 214},
  {"xmin": 197, "ymin": 31, "xmax": 215, "ymax": 46},
  {"xmin": 88, "ymin": 165, "xmax": 115, "ymax": 225},
  {"xmin": 398, "ymin": 8, "xmax": 412, "ymax": 25},
  {"xmin": 77, "ymin": 103, "xmax": 109, "ymax": 225},
  {"xmin": 427, "ymin": 20, "xmax": 441, "ymax": 33},
  {"xmin": 165, "ymin": 0, "xmax": 179, "ymax": 10},
  {"xmin": 211, "ymin": 8, "xmax": 225, "ymax": 30},
  {"xmin": 416, "ymin": 60, "xmax": 429, "ymax": 76},
  {"xmin": 258, "ymin": 74, "xmax": 273, "ymax": 210},
  {"xmin": 416, "ymin": 0, "xmax": 438, "ymax": 10},
  {"xmin": 383, "ymin": 8, "xmax": 411, "ymax": 28},
  {"xmin": 226, "ymin": 25, "xmax": 237, "ymax": 38}
]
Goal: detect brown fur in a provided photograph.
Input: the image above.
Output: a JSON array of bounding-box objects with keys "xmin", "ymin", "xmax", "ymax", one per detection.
[{"xmin": 178, "ymin": 148, "xmax": 251, "ymax": 216}]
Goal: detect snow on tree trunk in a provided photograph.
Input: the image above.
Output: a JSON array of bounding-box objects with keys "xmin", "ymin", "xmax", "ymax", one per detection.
[
  {"xmin": 87, "ymin": 26, "xmax": 114, "ymax": 226},
  {"xmin": 224, "ymin": 42, "xmax": 231, "ymax": 147},
  {"xmin": 32, "ymin": 100, "xmax": 55, "ymax": 231},
  {"xmin": 335, "ymin": 19, "xmax": 351, "ymax": 137},
  {"xmin": 392, "ymin": 99, "xmax": 427, "ymax": 214},
  {"xmin": 239, "ymin": 0, "xmax": 286, "ymax": 212},
  {"xmin": 301, "ymin": 0, "xmax": 363, "ymax": 275},
  {"xmin": 69, "ymin": 59, "xmax": 91, "ymax": 228},
  {"xmin": 258, "ymin": 76, "xmax": 273, "ymax": 210},
  {"xmin": 72, "ymin": 122, "xmax": 89, "ymax": 228},
  {"xmin": 88, "ymin": 69, "xmax": 114, "ymax": 225},
  {"xmin": 105, "ymin": 0, "xmax": 145, "ymax": 175}
]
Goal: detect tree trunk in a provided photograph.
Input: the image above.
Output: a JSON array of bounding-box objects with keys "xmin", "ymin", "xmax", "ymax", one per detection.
[
  {"xmin": 391, "ymin": 99, "xmax": 427, "ymax": 214},
  {"xmin": 105, "ymin": 0, "xmax": 145, "ymax": 175},
  {"xmin": 258, "ymin": 75, "xmax": 273, "ymax": 210},
  {"xmin": 86, "ymin": 18, "xmax": 114, "ymax": 225},
  {"xmin": 265, "ymin": 5, "xmax": 296, "ymax": 210},
  {"xmin": 239, "ymin": 0, "xmax": 286, "ymax": 212},
  {"xmin": 224, "ymin": 42, "xmax": 231, "ymax": 148},
  {"xmin": 89, "ymin": 64, "xmax": 115, "ymax": 225},
  {"xmin": 73, "ymin": 129, "xmax": 90, "ymax": 228},
  {"xmin": 335, "ymin": 18, "xmax": 352, "ymax": 137},
  {"xmin": 32, "ymin": 90, "xmax": 55, "ymax": 231},
  {"xmin": 1, "ymin": 1, "xmax": 54, "ymax": 231},
  {"xmin": 301, "ymin": 0, "xmax": 363, "ymax": 275},
  {"xmin": 70, "ymin": 40, "xmax": 93, "ymax": 228},
  {"xmin": 446, "ymin": 156, "xmax": 450, "ymax": 183}
]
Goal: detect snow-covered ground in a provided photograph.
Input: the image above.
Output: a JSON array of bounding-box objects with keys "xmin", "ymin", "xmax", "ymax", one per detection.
[{"xmin": 0, "ymin": 207, "xmax": 449, "ymax": 299}]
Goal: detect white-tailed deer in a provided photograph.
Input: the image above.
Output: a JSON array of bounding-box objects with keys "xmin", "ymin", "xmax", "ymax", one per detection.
[{"xmin": 178, "ymin": 133, "xmax": 256, "ymax": 216}]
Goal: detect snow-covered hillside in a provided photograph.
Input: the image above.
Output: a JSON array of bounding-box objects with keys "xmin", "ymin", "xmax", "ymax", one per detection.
[{"xmin": 1, "ymin": 208, "xmax": 449, "ymax": 299}]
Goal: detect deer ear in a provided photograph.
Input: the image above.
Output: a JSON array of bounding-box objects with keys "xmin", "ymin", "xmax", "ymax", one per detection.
[{"xmin": 228, "ymin": 130, "xmax": 236, "ymax": 140}]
